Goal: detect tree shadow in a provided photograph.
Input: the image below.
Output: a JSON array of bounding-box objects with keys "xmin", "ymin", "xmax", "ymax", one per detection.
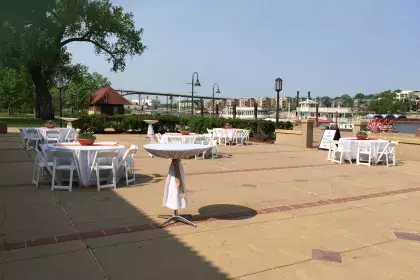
[
  {"xmin": 0, "ymin": 133, "xmax": 232, "ymax": 279},
  {"xmin": 195, "ymin": 204, "xmax": 257, "ymax": 221}
]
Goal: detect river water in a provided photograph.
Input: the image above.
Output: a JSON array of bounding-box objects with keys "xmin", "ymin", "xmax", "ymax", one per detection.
[{"xmin": 394, "ymin": 123, "xmax": 420, "ymax": 134}]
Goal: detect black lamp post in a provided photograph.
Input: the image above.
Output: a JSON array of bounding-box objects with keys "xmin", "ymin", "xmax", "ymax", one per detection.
[
  {"xmin": 187, "ymin": 72, "xmax": 201, "ymax": 115},
  {"xmin": 275, "ymin": 78, "xmax": 283, "ymax": 126},
  {"xmin": 212, "ymin": 83, "xmax": 220, "ymax": 118},
  {"xmin": 55, "ymin": 75, "xmax": 66, "ymax": 127}
]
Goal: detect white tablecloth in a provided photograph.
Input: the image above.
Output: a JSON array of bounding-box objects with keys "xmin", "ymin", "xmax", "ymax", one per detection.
[
  {"xmin": 160, "ymin": 134, "xmax": 205, "ymax": 144},
  {"xmin": 214, "ymin": 128, "xmax": 242, "ymax": 139},
  {"xmin": 143, "ymin": 144, "xmax": 209, "ymax": 210},
  {"xmin": 37, "ymin": 128, "xmax": 73, "ymax": 142},
  {"xmin": 339, "ymin": 138, "xmax": 389, "ymax": 161},
  {"xmin": 43, "ymin": 144, "xmax": 126, "ymax": 187}
]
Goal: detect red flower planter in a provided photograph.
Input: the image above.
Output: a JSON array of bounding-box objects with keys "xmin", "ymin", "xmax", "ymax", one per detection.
[
  {"xmin": 0, "ymin": 124, "xmax": 7, "ymax": 133},
  {"xmin": 45, "ymin": 124, "xmax": 55, "ymax": 129},
  {"xmin": 78, "ymin": 138, "xmax": 96, "ymax": 146},
  {"xmin": 356, "ymin": 135, "xmax": 368, "ymax": 140},
  {"xmin": 180, "ymin": 130, "xmax": 190, "ymax": 135},
  {"xmin": 224, "ymin": 126, "xmax": 232, "ymax": 129}
]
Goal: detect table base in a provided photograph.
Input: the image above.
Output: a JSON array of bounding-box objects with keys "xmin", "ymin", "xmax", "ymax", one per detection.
[{"xmin": 158, "ymin": 210, "xmax": 196, "ymax": 227}]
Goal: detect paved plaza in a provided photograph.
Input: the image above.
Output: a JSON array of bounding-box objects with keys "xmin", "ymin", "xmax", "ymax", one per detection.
[{"xmin": 1, "ymin": 132, "xmax": 420, "ymax": 279}]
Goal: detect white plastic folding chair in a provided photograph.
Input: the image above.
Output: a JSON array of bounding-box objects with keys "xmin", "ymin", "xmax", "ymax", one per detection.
[
  {"xmin": 376, "ymin": 141, "xmax": 398, "ymax": 167},
  {"xmin": 25, "ymin": 128, "xmax": 43, "ymax": 150},
  {"xmin": 356, "ymin": 142, "xmax": 373, "ymax": 167},
  {"xmin": 31, "ymin": 148, "xmax": 53, "ymax": 188},
  {"xmin": 327, "ymin": 140, "xmax": 336, "ymax": 161},
  {"xmin": 90, "ymin": 150, "xmax": 119, "ymax": 191},
  {"xmin": 64, "ymin": 129, "xmax": 77, "ymax": 142},
  {"xmin": 45, "ymin": 129, "xmax": 60, "ymax": 143},
  {"xmin": 120, "ymin": 144, "xmax": 138, "ymax": 185},
  {"xmin": 19, "ymin": 128, "xmax": 28, "ymax": 150},
  {"xmin": 331, "ymin": 140, "xmax": 353, "ymax": 164},
  {"xmin": 50, "ymin": 150, "xmax": 78, "ymax": 192},
  {"xmin": 207, "ymin": 128, "xmax": 214, "ymax": 134}
]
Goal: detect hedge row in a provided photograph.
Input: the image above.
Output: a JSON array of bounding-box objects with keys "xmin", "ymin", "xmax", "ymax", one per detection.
[{"xmin": 72, "ymin": 115, "xmax": 293, "ymax": 141}]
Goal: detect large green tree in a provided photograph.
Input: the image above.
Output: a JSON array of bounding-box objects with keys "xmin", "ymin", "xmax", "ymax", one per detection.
[
  {"xmin": 0, "ymin": 67, "xmax": 34, "ymax": 113},
  {"xmin": 367, "ymin": 90, "xmax": 409, "ymax": 114},
  {"xmin": 0, "ymin": 0, "xmax": 145, "ymax": 119},
  {"xmin": 64, "ymin": 65, "xmax": 111, "ymax": 113}
]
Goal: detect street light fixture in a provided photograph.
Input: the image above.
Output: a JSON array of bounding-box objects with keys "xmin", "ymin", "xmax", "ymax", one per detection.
[
  {"xmin": 187, "ymin": 72, "xmax": 201, "ymax": 115},
  {"xmin": 55, "ymin": 74, "xmax": 67, "ymax": 127},
  {"xmin": 212, "ymin": 83, "xmax": 220, "ymax": 118},
  {"xmin": 275, "ymin": 77, "xmax": 283, "ymax": 126}
]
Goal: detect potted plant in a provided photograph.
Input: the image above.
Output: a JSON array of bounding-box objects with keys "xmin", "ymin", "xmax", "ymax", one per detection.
[
  {"xmin": 224, "ymin": 123, "xmax": 232, "ymax": 129},
  {"xmin": 180, "ymin": 125, "xmax": 190, "ymax": 135},
  {"xmin": 44, "ymin": 120, "xmax": 56, "ymax": 129},
  {"xmin": 77, "ymin": 131, "xmax": 96, "ymax": 146},
  {"xmin": 0, "ymin": 121, "xmax": 7, "ymax": 133},
  {"xmin": 356, "ymin": 130, "xmax": 369, "ymax": 140}
]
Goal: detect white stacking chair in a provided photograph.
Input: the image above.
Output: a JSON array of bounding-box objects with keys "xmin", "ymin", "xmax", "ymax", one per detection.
[
  {"xmin": 244, "ymin": 130, "xmax": 250, "ymax": 144},
  {"xmin": 31, "ymin": 148, "xmax": 53, "ymax": 188},
  {"xmin": 376, "ymin": 141, "xmax": 398, "ymax": 167},
  {"xmin": 45, "ymin": 129, "xmax": 60, "ymax": 143},
  {"xmin": 218, "ymin": 129, "xmax": 228, "ymax": 146},
  {"xmin": 207, "ymin": 128, "xmax": 214, "ymax": 134},
  {"xmin": 356, "ymin": 142, "xmax": 373, "ymax": 167},
  {"xmin": 155, "ymin": 133, "xmax": 163, "ymax": 144},
  {"xmin": 234, "ymin": 130, "xmax": 246, "ymax": 146},
  {"xmin": 51, "ymin": 150, "xmax": 78, "ymax": 192},
  {"xmin": 194, "ymin": 134, "xmax": 212, "ymax": 160},
  {"xmin": 331, "ymin": 140, "xmax": 353, "ymax": 164},
  {"xmin": 25, "ymin": 128, "xmax": 43, "ymax": 150},
  {"xmin": 64, "ymin": 129, "xmax": 77, "ymax": 142},
  {"xmin": 90, "ymin": 150, "xmax": 119, "ymax": 191},
  {"xmin": 120, "ymin": 145, "xmax": 138, "ymax": 185}
]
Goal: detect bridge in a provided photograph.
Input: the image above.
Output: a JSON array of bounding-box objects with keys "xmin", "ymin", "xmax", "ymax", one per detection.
[{"xmin": 115, "ymin": 89, "xmax": 229, "ymax": 100}]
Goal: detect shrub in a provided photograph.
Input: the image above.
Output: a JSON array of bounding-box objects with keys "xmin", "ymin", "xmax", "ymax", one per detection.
[{"xmin": 73, "ymin": 115, "xmax": 276, "ymax": 141}]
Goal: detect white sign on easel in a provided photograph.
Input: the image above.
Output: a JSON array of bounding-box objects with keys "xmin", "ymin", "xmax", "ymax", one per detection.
[{"xmin": 319, "ymin": 129, "xmax": 340, "ymax": 150}]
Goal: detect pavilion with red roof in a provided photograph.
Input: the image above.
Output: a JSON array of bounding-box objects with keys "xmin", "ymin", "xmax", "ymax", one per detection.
[{"xmin": 88, "ymin": 87, "xmax": 132, "ymax": 115}]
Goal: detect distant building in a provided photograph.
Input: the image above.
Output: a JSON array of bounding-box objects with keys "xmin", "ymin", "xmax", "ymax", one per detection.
[
  {"xmin": 88, "ymin": 87, "xmax": 132, "ymax": 115},
  {"xmin": 255, "ymin": 97, "xmax": 272, "ymax": 109},
  {"xmin": 131, "ymin": 96, "xmax": 161, "ymax": 108}
]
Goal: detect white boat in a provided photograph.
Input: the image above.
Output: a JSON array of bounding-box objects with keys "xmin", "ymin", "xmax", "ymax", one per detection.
[{"xmin": 220, "ymin": 106, "xmax": 271, "ymax": 120}]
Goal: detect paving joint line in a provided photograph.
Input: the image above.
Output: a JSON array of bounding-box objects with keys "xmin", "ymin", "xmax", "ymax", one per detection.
[{"xmin": 2, "ymin": 186, "xmax": 420, "ymax": 252}]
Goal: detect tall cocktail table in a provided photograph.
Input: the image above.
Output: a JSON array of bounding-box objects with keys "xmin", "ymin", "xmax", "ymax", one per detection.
[{"xmin": 143, "ymin": 144, "xmax": 210, "ymax": 227}]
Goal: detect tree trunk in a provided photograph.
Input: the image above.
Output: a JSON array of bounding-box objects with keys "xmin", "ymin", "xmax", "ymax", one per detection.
[{"xmin": 28, "ymin": 65, "xmax": 54, "ymax": 120}]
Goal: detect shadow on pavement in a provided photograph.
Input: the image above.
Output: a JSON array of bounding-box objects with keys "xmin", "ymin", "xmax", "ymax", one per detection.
[{"xmin": 0, "ymin": 132, "xmax": 231, "ymax": 279}]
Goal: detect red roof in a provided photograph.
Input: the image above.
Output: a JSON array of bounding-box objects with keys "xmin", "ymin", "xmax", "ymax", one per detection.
[{"xmin": 89, "ymin": 87, "xmax": 132, "ymax": 105}]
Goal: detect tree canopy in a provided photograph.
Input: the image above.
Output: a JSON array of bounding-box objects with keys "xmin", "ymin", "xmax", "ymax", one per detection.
[
  {"xmin": 367, "ymin": 90, "xmax": 410, "ymax": 114},
  {"xmin": 0, "ymin": 0, "xmax": 145, "ymax": 119}
]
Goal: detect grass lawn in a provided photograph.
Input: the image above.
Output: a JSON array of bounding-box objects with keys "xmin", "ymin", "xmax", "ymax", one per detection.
[{"xmin": 0, "ymin": 117, "xmax": 47, "ymax": 127}]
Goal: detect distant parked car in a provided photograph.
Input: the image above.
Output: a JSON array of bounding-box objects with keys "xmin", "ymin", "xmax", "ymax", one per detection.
[
  {"xmin": 394, "ymin": 114, "xmax": 407, "ymax": 119},
  {"xmin": 382, "ymin": 114, "xmax": 395, "ymax": 118},
  {"xmin": 372, "ymin": 114, "xmax": 383, "ymax": 119}
]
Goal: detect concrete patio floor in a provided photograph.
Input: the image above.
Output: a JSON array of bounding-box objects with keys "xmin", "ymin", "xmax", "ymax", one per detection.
[{"xmin": 1, "ymin": 132, "xmax": 420, "ymax": 279}]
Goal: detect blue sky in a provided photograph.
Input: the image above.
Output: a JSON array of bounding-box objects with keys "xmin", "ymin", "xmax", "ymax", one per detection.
[{"xmin": 67, "ymin": 0, "xmax": 420, "ymax": 99}]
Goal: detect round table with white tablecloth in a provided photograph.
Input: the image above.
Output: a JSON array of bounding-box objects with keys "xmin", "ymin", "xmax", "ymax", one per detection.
[
  {"xmin": 143, "ymin": 143, "xmax": 210, "ymax": 227},
  {"xmin": 339, "ymin": 138, "xmax": 389, "ymax": 161},
  {"xmin": 43, "ymin": 143, "xmax": 126, "ymax": 187}
]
